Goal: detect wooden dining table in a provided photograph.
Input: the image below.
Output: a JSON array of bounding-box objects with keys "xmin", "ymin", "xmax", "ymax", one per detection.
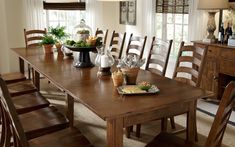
[{"xmin": 12, "ymin": 47, "xmax": 213, "ymax": 147}]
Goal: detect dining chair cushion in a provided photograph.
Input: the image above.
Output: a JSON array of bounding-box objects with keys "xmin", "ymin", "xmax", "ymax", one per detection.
[
  {"xmin": 19, "ymin": 106, "xmax": 69, "ymax": 140},
  {"xmin": 7, "ymin": 80, "xmax": 37, "ymax": 97},
  {"xmin": 13, "ymin": 92, "xmax": 50, "ymax": 114},
  {"xmin": 29, "ymin": 127, "xmax": 93, "ymax": 147}
]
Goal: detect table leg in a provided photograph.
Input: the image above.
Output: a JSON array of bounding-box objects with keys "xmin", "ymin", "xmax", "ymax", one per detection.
[
  {"xmin": 187, "ymin": 100, "xmax": 196, "ymax": 143},
  {"xmin": 66, "ymin": 94, "xmax": 74, "ymax": 127},
  {"xmin": 107, "ymin": 118, "xmax": 123, "ymax": 147},
  {"xmin": 19, "ymin": 58, "xmax": 24, "ymax": 75},
  {"xmin": 34, "ymin": 70, "xmax": 40, "ymax": 91},
  {"xmin": 161, "ymin": 117, "xmax": 168, "ymax": 132}
]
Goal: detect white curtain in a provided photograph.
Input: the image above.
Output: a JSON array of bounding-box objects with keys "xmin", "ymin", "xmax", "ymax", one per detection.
[
  {"xmin": 86, "ymin": 0, "xmax": 103, "ymax": 35},
  {"xmin": 23, "ymin": 0, "xmax": 45, "ymax": 29},
  {"xmin": 141, "ymin": 0, "xmax": 156, "ymax": 68},
  {"xmin": 188, "ymin": 0, "xmax": 208, "ymax": 41},
  {"xmin": 142, "ymin": 0, "xmax": 156, "ymax": 39}
]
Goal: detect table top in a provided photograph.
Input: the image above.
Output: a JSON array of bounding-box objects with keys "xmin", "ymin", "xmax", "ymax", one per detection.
[{"xmin": 12, "ymin": 47, "xmax": 213, "ymax": 120}]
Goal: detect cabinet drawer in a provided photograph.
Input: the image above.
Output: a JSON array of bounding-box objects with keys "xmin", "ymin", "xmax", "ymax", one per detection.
[
  {"xmin": 221, "ymin": 49, "xmax": 235, "ymax": 60},
  {"xmin": 207, "ymin": 46, "xmax": 219, "ymax": 57},
  {"xmin": 220, "ymin": 59, "xmax": 235, "ymax": 76}
]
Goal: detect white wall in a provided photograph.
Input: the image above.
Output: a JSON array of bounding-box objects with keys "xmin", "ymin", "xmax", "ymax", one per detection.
[
  {"xmin": 0, "ymin": 0, "xmax": 25, "ymax": 73},
  {"xmin": 0, "ymin": 0, "xmax": 10, "ymax": 73}
]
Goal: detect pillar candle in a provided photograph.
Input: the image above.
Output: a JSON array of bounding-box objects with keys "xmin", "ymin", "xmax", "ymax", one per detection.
[{"xmin": 101, "ymin": 55, "xmax": 109, "ymax": 68}]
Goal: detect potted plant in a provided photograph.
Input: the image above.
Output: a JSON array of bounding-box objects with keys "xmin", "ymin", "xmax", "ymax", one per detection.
[
  {"xmin": 49, "ymin": 26, "xmax": 69, "ymax": 54},
  {"xmin": 41, "ymin": 34, "xmax": 55, "ymax": 54}
]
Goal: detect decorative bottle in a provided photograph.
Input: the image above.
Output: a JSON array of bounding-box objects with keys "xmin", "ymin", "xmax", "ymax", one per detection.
[{"xmin": 218, "ymin": 22, "xmax": 224, "ymax": 44}]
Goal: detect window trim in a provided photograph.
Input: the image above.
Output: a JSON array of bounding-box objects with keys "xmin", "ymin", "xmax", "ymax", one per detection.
[{"xmin": 43, "ymin": 1, "xmax": 86, "ymax": 11}]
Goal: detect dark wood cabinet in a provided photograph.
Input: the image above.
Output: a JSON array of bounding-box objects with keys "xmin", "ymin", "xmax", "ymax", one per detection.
[{"xmin": 193, "ymin": 41, "xmax": 235, "ymax": 100}]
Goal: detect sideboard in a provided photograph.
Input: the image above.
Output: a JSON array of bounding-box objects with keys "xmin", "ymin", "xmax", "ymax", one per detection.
[{"xmin": 193, "ymin": 41, "xmax": 235, "ymax": 100}]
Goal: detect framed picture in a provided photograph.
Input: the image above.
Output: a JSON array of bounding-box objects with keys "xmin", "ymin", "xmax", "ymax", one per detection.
[{"xmin": 120, "ymin": 1, "xmax": 136, "ymax": 25}]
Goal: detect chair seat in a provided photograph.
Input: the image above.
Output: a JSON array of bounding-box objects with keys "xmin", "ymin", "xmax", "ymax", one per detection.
[
  {"xmin": 1, "ymin": 72, "xmax": 26, "ymax": 84},
  {"xmin": 13, "ymin": 92, "xmax": 50, "ymax": 114},
  {"xmin": 19, "ymin": 106, "xmax": 69, "ymax": 140},
  {"xmin": 7, "ymin": 80, "xmax": 37, "ymax": 97},
  {"xmin": 29, "ymin": 127, "xmax": 93, "ymax": 147},
  {"xmin": 146, "ymin": 132, "xmax": 199, "ymax": 147}
]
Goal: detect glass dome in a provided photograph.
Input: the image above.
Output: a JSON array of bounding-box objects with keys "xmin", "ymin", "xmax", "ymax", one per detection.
[{"xmin": 74, "ymin": 19, "xmax": 92, "ymax": 41}]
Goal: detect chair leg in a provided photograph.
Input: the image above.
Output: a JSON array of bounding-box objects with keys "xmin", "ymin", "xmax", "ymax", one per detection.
[
  {"xmin": 170, "ymin": 117, "xmax": 176, "ymax": 129},
  {"xmin": 28, "ymin": 64, "xmax": 31, "ymax": 80},
  {"xmin": 161, "ymin": 117, "xmax": 167, "ymax": 132},
  {"xmin": 125, "ymin": 126, "xmax": 132, "ymax": 138},
  {"xmin": 136, "ymin": 124, "xmax": 141, "ymax": 138}
]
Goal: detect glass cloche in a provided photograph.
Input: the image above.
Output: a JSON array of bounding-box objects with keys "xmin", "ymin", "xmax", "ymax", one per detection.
[{"xmin": 74, "ymin": 19, "xmax": 92, "ymax": 41}]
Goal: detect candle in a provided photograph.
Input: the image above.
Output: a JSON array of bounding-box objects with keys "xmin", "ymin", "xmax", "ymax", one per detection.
[{"xmin": 101, "ymin": 55, "xmax": 109, "ymax": 68}]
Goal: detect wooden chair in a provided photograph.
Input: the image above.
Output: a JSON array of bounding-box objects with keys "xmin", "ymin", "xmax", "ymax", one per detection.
[
  {"xmin": 128, "ymin": 37, "xmax": 173, "ymax": 138},
  {"xmin": 0, "ymin": 77, "xmax": 69, "ymax": 143},
  {"xmin": 0, "ymin": 72, "xmax": 26, "ymax": 84},
  {"xmin": 109, "ymin": 31, "xmax": 126, "ymax": 59},
  {"xmin": 126, "ymin": 34, "xmax": 147, "ymax": 59},
  {"xmin": 173, "ymin": 42, "xmax": 207, "ymax": 87},
  {"xmin": 168, "ymin": 42, "xmax": 208, "ymax": 140},
  {"xmin": 0, "ymin": 77, "xmax": 92, "ymax": 147},
  {"xmin": 24, "ymin": 28, "xmax": 47, "ymax": 80},
  {"xmin": 145, "ymin": 37, "xmax": 173, "ymax": 76},
  {"xmin": 95, "ymin": 28, "xmax": 108, "ymax": 46},
  {"xmin": 24, "ymin": 28, "xmax": 47, "ymax": 49},
  {"xmin": 7, "ymin": 80, "xmax": 37, "ymax": 97},
  {"xmin": 146, "ymin": 81, "xmax": 235, "ymax": 147}
]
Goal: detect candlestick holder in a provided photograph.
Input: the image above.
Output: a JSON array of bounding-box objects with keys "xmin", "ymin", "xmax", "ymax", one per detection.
[
  {"xmin": 95, "ymin": 46, "xmax": 114, "ymax": 77},
  {"xmin": 97, "ymin": 67, "xmax": 112, "ymax": 77}
]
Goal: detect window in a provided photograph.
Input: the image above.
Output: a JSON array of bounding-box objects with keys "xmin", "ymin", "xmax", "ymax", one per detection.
[
  {"xmin": 43, "ymin": 1, "xmax": 86, "ymax": 37},
  {"xmin": 155, "ymin": 0, "xmax": 189, "ymax": 77},
  {"xmin": 45, "ymin": 10, "xmax": 86, "ymax": 37}
]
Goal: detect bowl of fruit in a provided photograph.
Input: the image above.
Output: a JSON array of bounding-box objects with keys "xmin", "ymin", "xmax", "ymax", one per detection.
[{"xmin": 138, "ymin": 81, "xmax": 152, "ymax": 91}]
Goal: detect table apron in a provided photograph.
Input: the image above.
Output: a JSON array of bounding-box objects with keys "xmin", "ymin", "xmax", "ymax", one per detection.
[{"xmin": 123, "ymin": 101, "xmax": 190, "ymax": 127}]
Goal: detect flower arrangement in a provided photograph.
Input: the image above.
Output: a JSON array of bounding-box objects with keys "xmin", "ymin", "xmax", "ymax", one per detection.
[
  {"xmin": 116, "ymin": 55, "xmax": 145, "ymax": 85},
  {"xmin": 117, "ymin": 55, "xmax": 145, "ymax": 69}
]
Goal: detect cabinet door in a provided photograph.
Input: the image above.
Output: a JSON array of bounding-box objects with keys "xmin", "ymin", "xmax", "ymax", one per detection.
[{"xmin": 200, "ymin": 57, "xmax": 218, "ymax": 99}]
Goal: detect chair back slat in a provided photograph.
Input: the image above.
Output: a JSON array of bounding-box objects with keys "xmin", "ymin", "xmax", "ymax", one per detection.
[
  {"xmin": 173, "ymin": 42, "xmax": 207, "ymax": 87},
  {"xmin": 109, "ymin": 31, "xmax": 126, "ymax": 59},
  {"xmin": 27, "ymin": 36, "xmax": 43, "ymax": 42},
  {"xmin": 126, "ymin": 34, "xmax": 147, "ymax": 59},
  {"xmin": 24, "ymin": 28, "xmax": 47, "ymax": 49},
  {"xmin": 95, "ymin": 28, "xmax": 108, "ymax": 46},
  {"xmin": 0, "ymin": 77, "xmax": 29, "ymax": 147},
  {"xmin": 145, "ymin": 37, "xmax": 172, "ymax": 76},
  {"xmin": 205, "ymin": 81, "xmax": 235, "ymax": 147}
]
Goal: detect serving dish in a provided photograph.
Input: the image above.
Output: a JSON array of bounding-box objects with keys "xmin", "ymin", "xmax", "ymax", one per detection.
[{"xmin": 117, "ymin": 85, "xmax": 159, "ymax": 95}]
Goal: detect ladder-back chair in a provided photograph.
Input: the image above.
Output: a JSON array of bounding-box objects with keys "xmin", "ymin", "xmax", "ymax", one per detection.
[
  {"xmin": 146, "ymin": 81, "xmax": 235, "ymax": 147},
  {"xmin": 126, "ymin": 34, "xmax": 147, "ymax": 59},
  {"xmin": 95, "ymin": 28, "xmax": 108, "ymax": 46},
  {"xmin": 109, "ymin": 31, "xmax": 126, "ymax": 59}
]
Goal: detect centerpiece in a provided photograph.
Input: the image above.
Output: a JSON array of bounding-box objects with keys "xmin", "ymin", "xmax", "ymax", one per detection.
[
  {"xmin": 117, "ymin": 55, "xmax": 145, "ymax": 85},
  {"xmin": 74, "ymin": 19, "xmax": 91, "ymax": 41},
  {"xmin": 64, "ymin": 19, "xmax": 102, "ymax": 68}
]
